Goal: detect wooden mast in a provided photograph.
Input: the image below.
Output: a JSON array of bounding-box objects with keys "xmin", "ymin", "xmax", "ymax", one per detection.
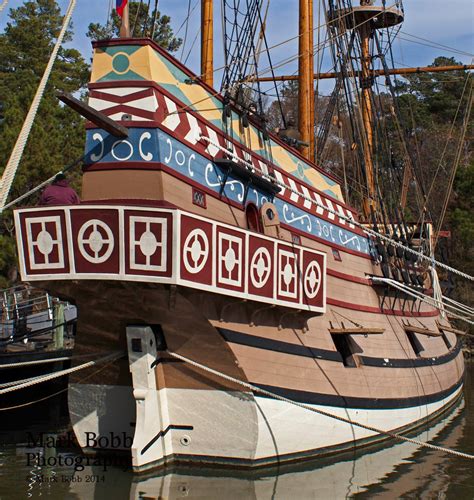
[
  {"xmin": 201, "ymin": 0, "xmax": 214, "ymax": 86},
  {"xmin": 119, "ymin": 1, "xmax": 130, "ymax": 38},
  {"xmin": 298, "ymin": 0, "xmax": 315, "ymax": 160},
  {"xmin": 359, "ymin": 19, "xmax": 376, "ymax": 217}
]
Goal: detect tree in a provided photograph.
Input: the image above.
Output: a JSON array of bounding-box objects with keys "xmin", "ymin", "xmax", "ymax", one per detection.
[
  {"xmin": 396, "ymin": 57, "xmax": 471, "ymax": 124},
  {"xmin": 87, "ymin": 3, "xmax": 182, "ymax": 53},
  {"xmin": 0, "ymin": 0, "xmax": 89, "ymax": 287},
  {"xmin": 388, "ymin": 59, "xmax": 473, "ymax": 333}
]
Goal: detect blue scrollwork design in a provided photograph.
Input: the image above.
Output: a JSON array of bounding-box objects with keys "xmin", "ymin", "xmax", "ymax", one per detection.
[{"xmin": 282, "ymin": 204, "xmax": 312, "ymax": 232}]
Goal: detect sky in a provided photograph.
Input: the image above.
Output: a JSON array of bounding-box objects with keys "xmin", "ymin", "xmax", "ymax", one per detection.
[{"xmin": 0, "ymin": 0, "xmax": 472, "ymax": 95}]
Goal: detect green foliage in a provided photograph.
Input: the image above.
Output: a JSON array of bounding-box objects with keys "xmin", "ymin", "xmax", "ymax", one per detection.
[
  {"xmin": 395, "ymin": 57, "xmax": 471, "ymax": 132},
  {"xmin": 0, "ymin": 0, "xmax": 89, "ymax": 285},
  {"xmin": 448, "ymin": 162, "xmax": 474, "ymax": 273},
  {"xmin": 390, "ymin": 59, "xmax": 473, "ymax": 314},
  {"xmin": 87, "ymin": 3, "xmax": 182, "ymax": 52},
  {"xmin": 0, "ymin": 232, "xmax": 17, "ymax": 288}
]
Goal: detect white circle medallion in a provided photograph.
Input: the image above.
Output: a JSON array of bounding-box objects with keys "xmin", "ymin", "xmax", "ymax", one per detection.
[
  {"xmin": 78, "ymin": 220, "xmax": 115, "ymax": 264},
  {"xmin": 283, "ymin": 262, "xmax": 294, "ymax": 286},
  {"xmin": 183, "ymin": 229, "xmax": 209, "ymax": 274},
  {"xmin": 224, "ymin": 246, "xmax": 236, "ymax": 273},
  {"xmin": 250, "ymin": 247, "xmax": 271, "ymax": 288},
  {"xmin": 111, "ymin": 140, "xmax": 134, "ymax": 162},
  {"xmin": 139, "ymin": 230, "xmax": 158, "ymax": 257},
  {"xmin": 304, "ymin": 261, "xmax": 322, "ymax": 299},
  {"xmin": 36, "ymin": 230, "xmax": 54, "ymax": 256}
]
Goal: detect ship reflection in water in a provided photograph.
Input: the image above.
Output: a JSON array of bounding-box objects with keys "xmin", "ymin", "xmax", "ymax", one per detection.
[{"xmin": 5, "ymin": 367, "xmax": 469, "ymax": 500}]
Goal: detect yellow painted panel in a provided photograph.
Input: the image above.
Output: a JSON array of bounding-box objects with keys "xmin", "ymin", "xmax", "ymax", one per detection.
[
  {"xmin": 129, "ymin": 46, "xmax": 153, "ymax": 80},
  {"xmin": 90, "ymin": 49, "xmax": 114, "ymax": 83}
]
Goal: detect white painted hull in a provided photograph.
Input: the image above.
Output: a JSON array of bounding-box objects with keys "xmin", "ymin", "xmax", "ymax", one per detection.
[
  {"xmin": 69, "ymin": 400, "xmax": 465, "ymax": 498},
  {"xmin": 69, "ymin": 381, "xmax": 463, "ymax": 471}
]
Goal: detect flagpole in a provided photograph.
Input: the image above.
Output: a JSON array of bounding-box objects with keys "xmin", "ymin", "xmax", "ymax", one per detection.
[{"xmin": 119, "ymin": 1, "xmax": 130, "ymax": 38}]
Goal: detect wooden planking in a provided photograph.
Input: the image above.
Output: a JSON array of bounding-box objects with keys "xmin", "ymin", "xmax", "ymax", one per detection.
[
  {"xmin": 82, "ymin": 169, "xmax": 165, "ymax": 201},
  {"xmin": 229, "ymin": 337, "xmax": 462, "ymax": 399}
]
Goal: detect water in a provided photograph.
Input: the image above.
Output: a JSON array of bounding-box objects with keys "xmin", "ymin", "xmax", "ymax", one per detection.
[{"xmin": 0, "ymin": 367, "xmax": 473, "ymax": 499}]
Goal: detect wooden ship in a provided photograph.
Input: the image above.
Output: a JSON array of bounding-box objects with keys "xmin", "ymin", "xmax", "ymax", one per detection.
[{"xmin": 11, "ymin": 0, "xmax": 468, "ymax": 472}]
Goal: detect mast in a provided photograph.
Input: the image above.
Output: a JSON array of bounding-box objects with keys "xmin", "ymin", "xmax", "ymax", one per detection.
[
  {"xmin": 325, "ymin": 1, "xmax": 404, "ymax": 219},
  {"xmin": 201, "ymin": 0, "xmax": 214, "ymax": 86},
  {"xmin": 358, "ymin": 17, "xmax": 376, "ymax": 217},
  {"xmin": 119, "ymin": 1, "xmax": 130, "ymax": 38},
  {"xmin": 298, "ymin": 0, "xmax": 315, "ymax": 160}
]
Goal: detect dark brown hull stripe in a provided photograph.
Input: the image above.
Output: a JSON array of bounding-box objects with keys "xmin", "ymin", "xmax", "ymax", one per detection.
[
  {"xmin": 218, "ymin": 327, "xmax": 343, "ymax": 362},
  {"xmin": 217, "ymin": 328, "xmax": 462, "ymax": 368},
  {"xmin": 253, "ymin": 377, "xmax": 463, "ymax": 410},
  {"xmin": 359, "ymin": 339, "xmax": 462, "ymax": 367}
]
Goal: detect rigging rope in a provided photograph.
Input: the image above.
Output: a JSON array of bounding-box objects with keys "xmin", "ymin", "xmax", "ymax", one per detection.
[
  {"xmin": 167, "ymin": 350, "xmax": 473, "ymax": 460},
  {"xmin": 0, "ymin": 354, "xmax": 119, "ymax": 411},
  {"xmin": 212, "ymin": 1, "xmax": 399, "ymax": 82},
  {"xmin": 433, "ymin": 79, "xmax": 473, "ymax": 251},
  {"xmin": 0, "ymin": 356, "xmax": 72, "ymax": 370},
  {"xmin": 422, "ymin": 72, "xmax": 472, "ymax": 221},
  {"xmin": 179, "ymin": 0, "xmax": 192, "ymax": 61},
  {"xmin": 0, "ymin": 351, "xmax": 123, "ymax": 395},
  {"xmin": 199, "ymin": 134, "xmax": 474, "ymax": 282},
  {"xmin": 0, "ymin": 351, "xmax": 115, "ymax": 370},
  {"xmin": 399, "ymin": 32, "xmax": 473, "ymax": 58},
  {"xmin": 131, "ymin": 0, "xmax": 144, "ymax": 37},
  {"xmin": 150, "ymin": 0, "xmax": 159, "ymax": 40},
  {"xmin": 0, "ymin": 154, "xmax": 85, "ymax": 214},
  {"xmin": 0, "ymin": 0, "xmax": 77, "ymax": 210},
  {"xmin": 371, "ymin": 277, "xmax": 474, "ymax": 326}
]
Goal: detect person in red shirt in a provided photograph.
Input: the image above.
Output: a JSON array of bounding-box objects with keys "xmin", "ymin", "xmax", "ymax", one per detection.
[{"xmin": 39, "ymin": 173, "xmax": 80, "ymax": 206}]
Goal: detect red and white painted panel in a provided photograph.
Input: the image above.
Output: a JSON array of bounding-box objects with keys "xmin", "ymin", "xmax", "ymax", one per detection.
[
  {"xmin": 88, "ymin": 84, "xmax": 358, "ymax": 232},
  {"xmin": 15, "ymin": 206, "xmax": 326, "ymax": 312}
]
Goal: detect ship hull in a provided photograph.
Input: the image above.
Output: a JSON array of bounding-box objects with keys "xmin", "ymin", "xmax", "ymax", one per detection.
[
  {"xmin": 40, "ymin": 279, "xmax": 463, "ymax": 472},
  {"xmin": 69, "ymin": 381, "xmax": 463, "ymax": 472}
]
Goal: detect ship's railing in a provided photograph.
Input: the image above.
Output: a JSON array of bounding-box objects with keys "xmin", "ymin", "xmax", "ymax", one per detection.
[
  {"xmin": 0, "ymin": 284, "xmax": 77, "ymax": 343},
  {"xmin": 14, "ymin": 205, "xmax": 327, "ymax": 313},
  {"xmin": 1, "ymin": 286, "xmax": 51, "ymax": 321}
]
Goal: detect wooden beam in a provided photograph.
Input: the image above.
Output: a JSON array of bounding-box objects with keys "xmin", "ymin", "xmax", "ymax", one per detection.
[
  {"xmin": 251, "ymin": 64, "xmax": 474, "ymax": 83},
  {"xmin": 404, "ymin": 325, "xmax": 441, "ymax": 337},
  {"xmin": 436, "ymin": 321, "xmax": 467, "ymax": 336},
  {"xmin": 329, "ymin": 328, "xmax": 385, "ymax": 335},
  {"xmin": 58, "ymin": 92, "xmax": 129, "ymax": 138}
]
